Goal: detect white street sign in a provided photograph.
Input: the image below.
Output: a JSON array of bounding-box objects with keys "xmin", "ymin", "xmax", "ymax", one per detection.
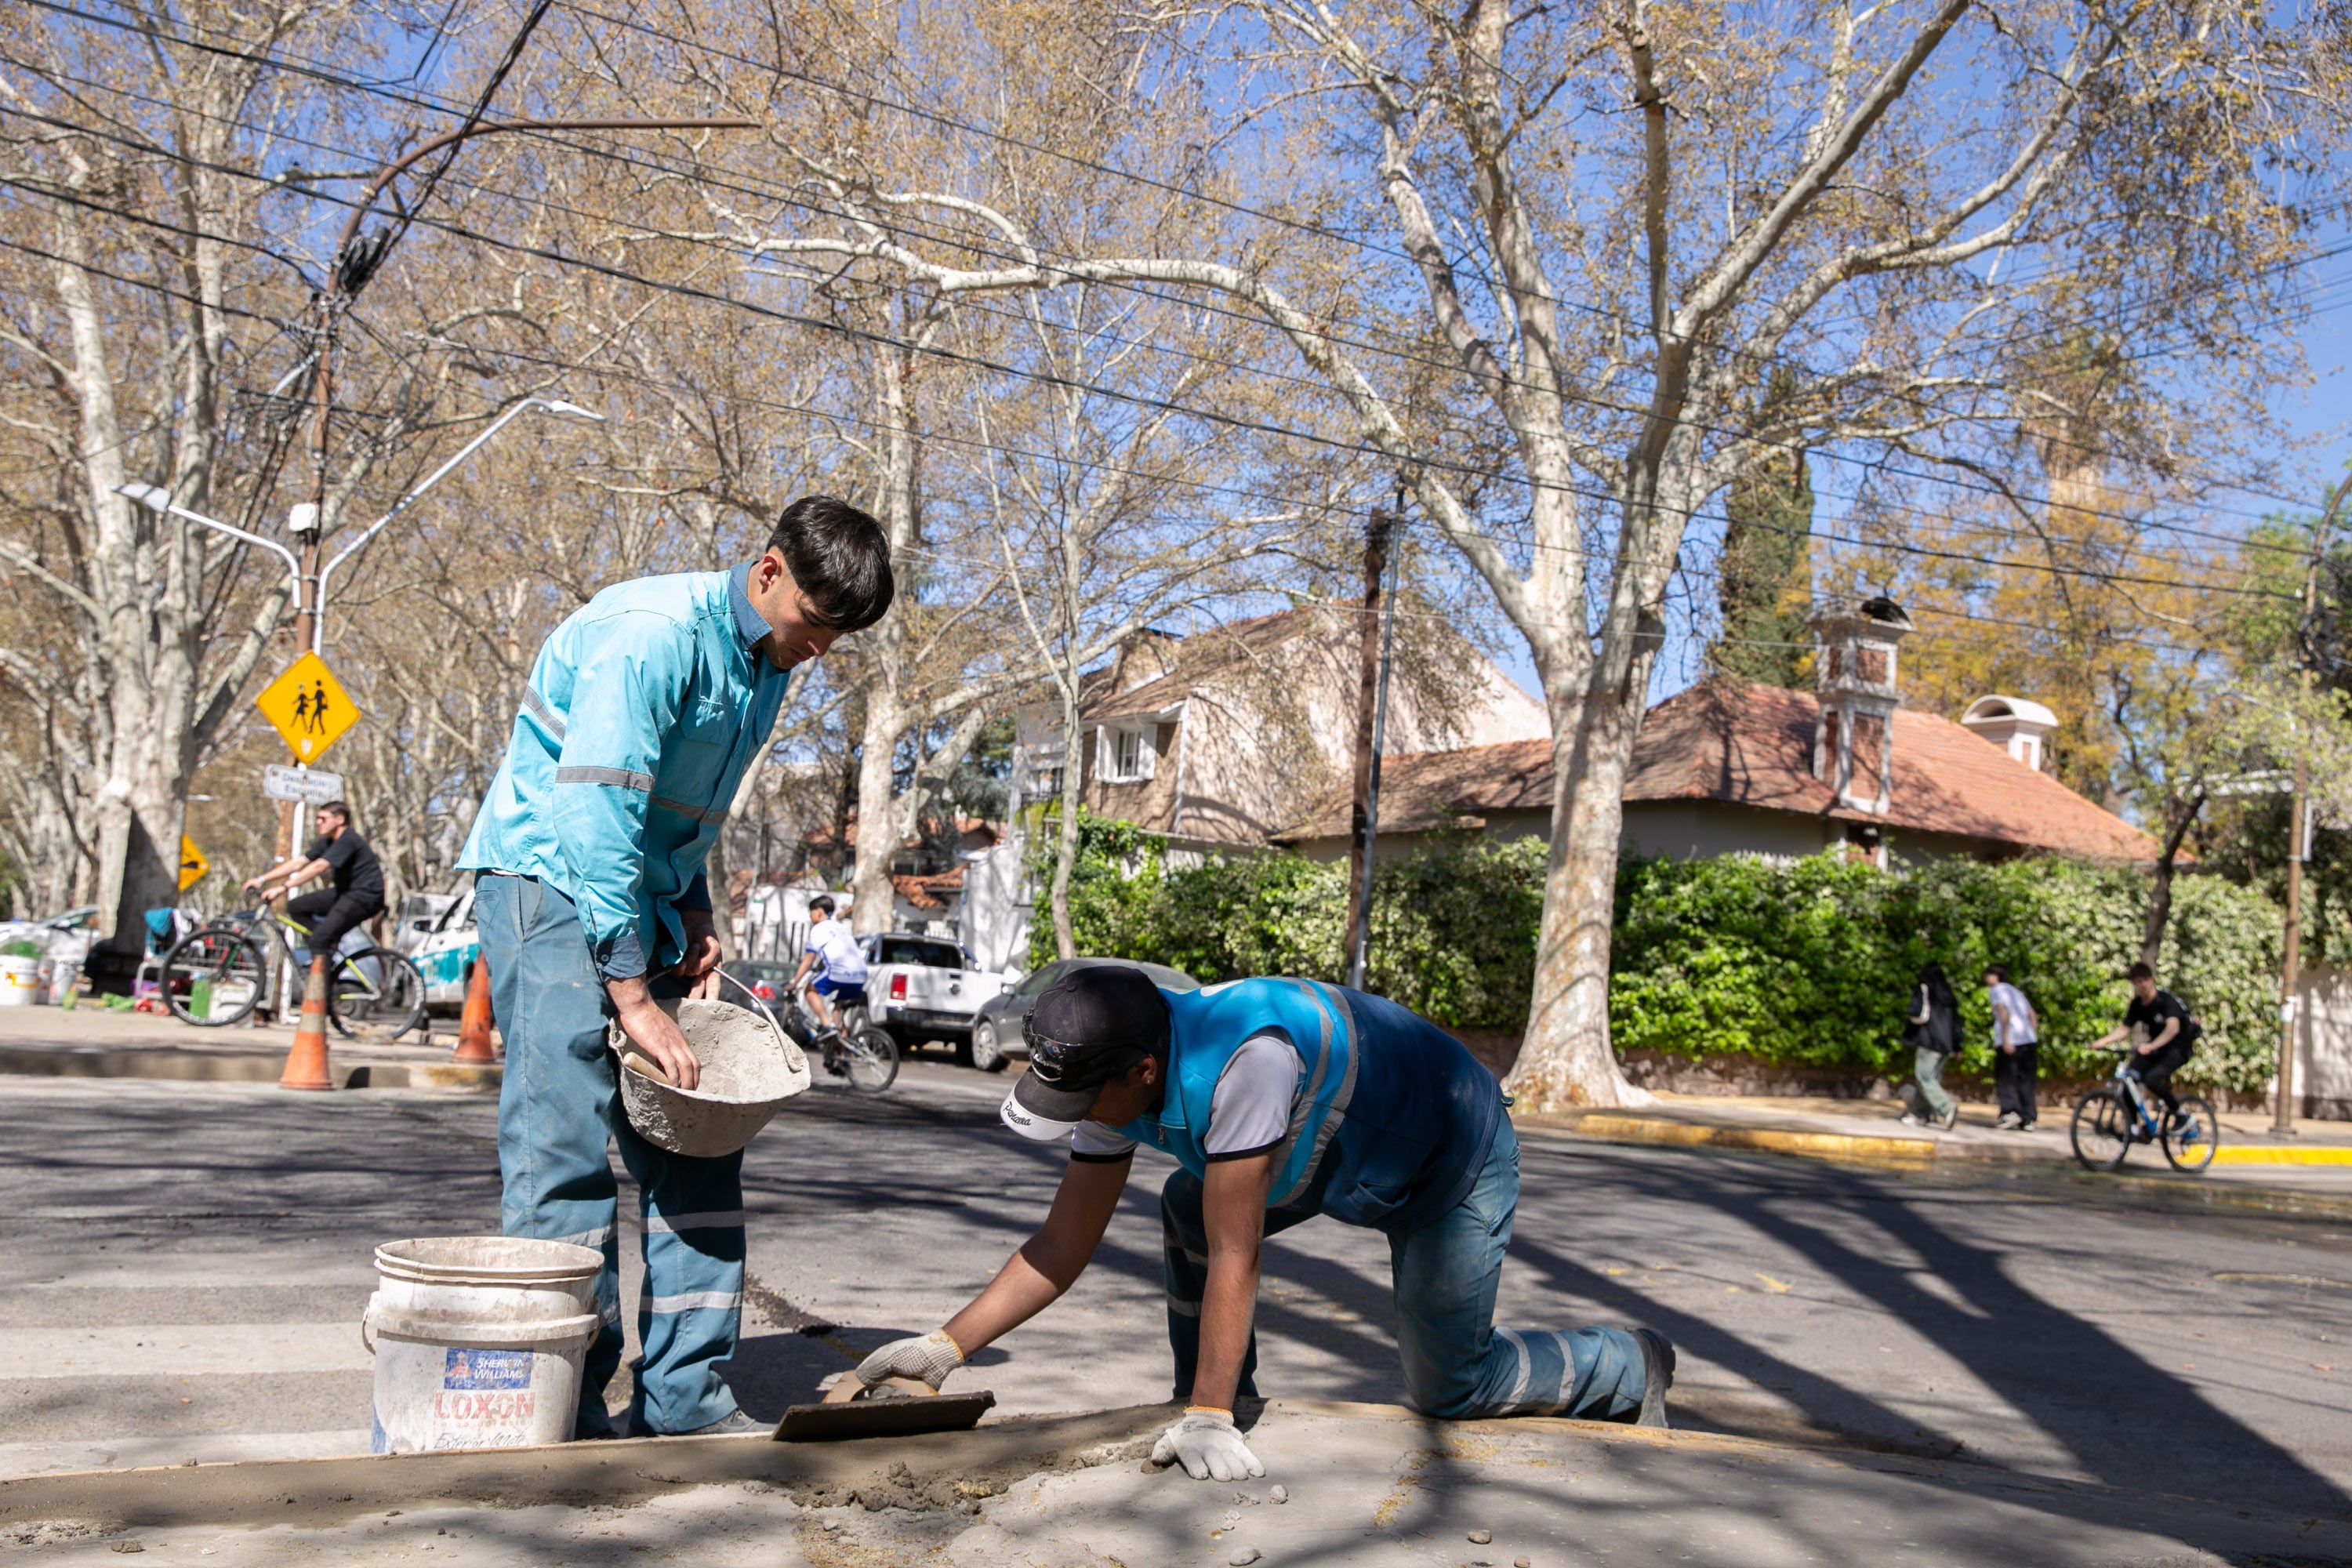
[{"xmin": 264, "ymin": 764, "xmax": 344, "ymax": 804}]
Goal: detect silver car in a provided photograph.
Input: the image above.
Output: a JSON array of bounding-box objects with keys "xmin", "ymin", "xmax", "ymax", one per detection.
[{"xmin": 968, "ymin": 956, "xmax": 1201, "ymax": 1073}]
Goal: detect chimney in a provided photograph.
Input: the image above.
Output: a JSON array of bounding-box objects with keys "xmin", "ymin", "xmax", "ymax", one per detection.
[
  {"xmin": 1961, "ymin": 695, "xmax": 2056, "ymax": 772},
  {"xmin": 1808, "ymin": 593, "xmax": 1914, "ymax": 815}
]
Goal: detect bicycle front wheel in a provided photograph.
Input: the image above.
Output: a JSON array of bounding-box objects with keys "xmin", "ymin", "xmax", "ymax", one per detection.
[
  {"xmin": 2070, "ymin": 1088, "xmax": 2135, "ymax": 1172},
  {"xmin": 843, "ymin": 1025, "xmax": 899, "ymax": 1094},
  {"xmin": 2162, "ymin": 1094, "xmax": 2220, "ymax": 1174},
  {"xmin": 328, "ymin": 948, "xmax": 427, "ymax": 1040},
  {"xmin": 162, "ymin": 927, "xmax": 269, "ymax": 1026}
]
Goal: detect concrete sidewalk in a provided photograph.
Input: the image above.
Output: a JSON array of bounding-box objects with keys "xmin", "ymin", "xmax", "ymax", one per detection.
[
  {"xmin": 2, "ymin": 1399, "xmax": 2342, "ymax": 1566},
  {"xmin": 0, "ymin": 1002, "xmax": 495, "ymax": 1091},
  {"xmin": 1533, "ymin": 1089, "xmax": 2352, "ymax": 1174}
]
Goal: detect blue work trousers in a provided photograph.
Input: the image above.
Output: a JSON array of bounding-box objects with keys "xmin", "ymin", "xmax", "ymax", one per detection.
[
  {"xmin": 1163, "ymin": 1120, "xmax": 1649, "ymax": 1421},
  {"xmin": 474, "ymin": 872, "xmax": 745, "ymax": 1436}
]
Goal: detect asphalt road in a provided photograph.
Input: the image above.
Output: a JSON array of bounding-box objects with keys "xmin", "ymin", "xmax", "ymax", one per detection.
[{"xmin": 2, "ymin": 1057, "xmax": 2349, "ymax": 1530}]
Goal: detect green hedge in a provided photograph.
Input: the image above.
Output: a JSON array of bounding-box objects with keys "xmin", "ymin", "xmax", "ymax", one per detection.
[{"xmin": 1038, "ymin": 812, "xmax": 2284, "ymax": 1091}]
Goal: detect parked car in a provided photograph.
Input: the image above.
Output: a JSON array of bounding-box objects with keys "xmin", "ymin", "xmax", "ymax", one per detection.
[
  {"xmin": 863, "ymin": 932, "xmax": 1011, "ymax": 1065},
  {"xmin": 969, "ymin": 956, "xmax": 1201, "ymax": 1073},
  {"xmin": 410, "ymin": 891, "xmax": 479, "ymax": 1011},
  {"xmin": 391, "ymin": 892, "xmax": 462, "ymax": 956}
]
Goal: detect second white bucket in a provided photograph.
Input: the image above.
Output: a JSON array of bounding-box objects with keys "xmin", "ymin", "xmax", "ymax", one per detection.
[{"xmin": 365, "ymin": 1236, "xmax": 604, "ymax": 1454}]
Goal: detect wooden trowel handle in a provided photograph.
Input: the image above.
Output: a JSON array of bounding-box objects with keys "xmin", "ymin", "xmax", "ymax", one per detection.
[
  {"xmin": 619, "ymin": 1041, "xmax": 676, "ymax": 1086},
  {"xmin": 822, "ymin": 1374, "xmax": 938, "ymax": 1404}
]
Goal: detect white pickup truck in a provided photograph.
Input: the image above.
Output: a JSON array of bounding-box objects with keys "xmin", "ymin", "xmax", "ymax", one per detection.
[{"xmin": 861, "ymin": 931, "xmax": 1010, "ymax": 1067}]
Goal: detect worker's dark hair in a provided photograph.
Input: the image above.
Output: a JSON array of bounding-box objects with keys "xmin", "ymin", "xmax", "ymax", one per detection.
[
  {"xmin": 808, "ymin": 895, "xmax": 836, "ymax": 916},
  {"xmin": 1984, "ymin": 964, "xmax": 2008, "ymax": 983},
  {"xmin": 2129, "ymin": 960, "xmax": 2155, "ymax": 982},
  {"xmin": 768, "ymin": 495, "xmax": 893, "ymax": 631},
  {"xmin": 318, "ymin": 800, "xmax": 351, "ymax": 823}
]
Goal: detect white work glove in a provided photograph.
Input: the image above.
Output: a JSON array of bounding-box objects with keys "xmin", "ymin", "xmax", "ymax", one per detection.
[
  {"xmin": 855, "ymin": 1329, "xmax": 965, "ymax": 1393},
  {"xmin": 1152, "ymin": 1407, "xmax": 1265, "ymax": 1482}
]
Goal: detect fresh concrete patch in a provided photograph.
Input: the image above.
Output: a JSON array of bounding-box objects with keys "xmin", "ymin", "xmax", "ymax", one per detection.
[{"xmin": 0, "ymin": 1403, "xmax": 1174, "ymax": 1537}]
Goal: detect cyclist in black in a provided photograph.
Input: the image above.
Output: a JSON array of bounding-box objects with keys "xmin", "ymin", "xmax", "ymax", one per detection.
[
  {"xmin": 241, "ymin": 800, "xmax": 387, "ymax": 964},
  {"xmin": 2090, "ymin": 961, "xmax": 2203, "ymax": 1129}
]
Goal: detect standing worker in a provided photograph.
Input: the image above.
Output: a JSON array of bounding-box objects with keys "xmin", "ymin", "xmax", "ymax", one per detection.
[
  {"xmin": 459, "ymin": 497, "xmax": 892, "ymax": 1439},
  {"xmin": 850, "ymin": 965, "xmax": 1674, "ymax": 1481},
  {"xmin": 1984, "ymin": 964, "xmax": 2040, "ymax": 1131},
  {"xmin": 242, "ymin": 800, "xmax": 385, "ymax": 965}
]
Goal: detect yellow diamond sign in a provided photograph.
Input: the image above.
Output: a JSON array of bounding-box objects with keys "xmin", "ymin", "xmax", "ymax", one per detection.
[
  {"xmin": 178, "ymin": 836, "xmax": 209, "ymax": 892},
  {"xmin": 256, "ymin": 652, "xmax": 358, "ymax": 763}
]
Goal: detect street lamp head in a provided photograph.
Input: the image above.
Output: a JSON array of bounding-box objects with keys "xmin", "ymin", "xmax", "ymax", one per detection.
[
  {"xmin": 539, "ymin": 399, "xmax": 606, "ymax": 423},
  {"xmin": 114, "ymin": 482, "xmax": 173, "ymax": 513}
]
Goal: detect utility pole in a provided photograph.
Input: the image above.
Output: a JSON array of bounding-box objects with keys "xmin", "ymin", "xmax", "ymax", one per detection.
[
  {"xmin": 1346, "ymin": 496, "xmax": 1404, "ymax": 990},
  {"xmin": 267, "ymin": 112, "xmax": 751, "ymax": 1022},
  {"xmin": 2275, "ymin": 481, "xmax": 2347, "ymax": 1134}
]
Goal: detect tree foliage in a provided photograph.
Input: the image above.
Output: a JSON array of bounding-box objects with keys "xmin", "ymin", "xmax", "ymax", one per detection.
[{"xmin": 1051, "ymin": 818, "xmax": 2283, "ymax": 1091}]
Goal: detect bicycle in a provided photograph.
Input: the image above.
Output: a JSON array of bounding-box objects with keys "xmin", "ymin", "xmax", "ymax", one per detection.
[
  {"xmin": 2068, "ymin": 1045, "xmax": 2219, "ymax": 1174},
  {"xmin": 161, "ymin": 904, "xmax": 426, "ymax": 1040},
  {"xmin": 764, "ymin": 980, "xmax": 898, "ymax": 1094}
]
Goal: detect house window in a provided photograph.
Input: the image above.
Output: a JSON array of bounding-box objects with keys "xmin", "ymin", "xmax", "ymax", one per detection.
[{"xmin": 1098, "ymin": 725, "xmax": 1156, "ymax": 784}]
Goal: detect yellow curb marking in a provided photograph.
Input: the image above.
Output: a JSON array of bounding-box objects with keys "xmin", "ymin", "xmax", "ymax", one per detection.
[
  {"xmin": 1571, "ymin": 1114, "xmax": 1936, "ymax": 1164},
  {"xmin": 2209, "ymin": 1146, "xmax": 2352, "ymax": 1167}
]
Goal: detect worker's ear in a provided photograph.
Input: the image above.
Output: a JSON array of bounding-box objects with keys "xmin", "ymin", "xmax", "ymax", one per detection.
[{"xmin": 1131, "ymin": 1051, "xmax": 1162, "ymax": 1089}]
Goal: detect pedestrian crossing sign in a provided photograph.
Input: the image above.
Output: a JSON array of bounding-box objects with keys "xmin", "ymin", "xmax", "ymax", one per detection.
[{"xmin": 256, "ymin": 652, "xmax": 358, "ymax": 763}]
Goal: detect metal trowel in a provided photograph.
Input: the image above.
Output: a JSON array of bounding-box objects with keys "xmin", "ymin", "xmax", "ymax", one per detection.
[{"xmin": 771, "ymin": 1374, "xmax": 997, "ymax": 1442}]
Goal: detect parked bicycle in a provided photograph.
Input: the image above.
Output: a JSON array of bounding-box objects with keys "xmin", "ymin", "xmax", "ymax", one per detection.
[
  {"xmin": 2069, "ymin": 1045, "xmax": 2219, "ymax": 1174},
  {"xmin": 161, "ymin": 904, "xmax": 425, "ymax": 1039}
]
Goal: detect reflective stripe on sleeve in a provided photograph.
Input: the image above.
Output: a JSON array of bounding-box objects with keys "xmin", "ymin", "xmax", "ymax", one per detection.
[{"xmin": 555, "ymin": 765, "xmax": 654, "ymax": 792}]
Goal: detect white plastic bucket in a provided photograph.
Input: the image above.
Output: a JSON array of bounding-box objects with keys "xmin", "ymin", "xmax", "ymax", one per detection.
[
  {"xmin": 0, "ymin": 956, "xmax": 39, "ymax": 1007},
  {"xmin": 365, "ymin": 1236, "xmax": 604, "ymax": 1454}
]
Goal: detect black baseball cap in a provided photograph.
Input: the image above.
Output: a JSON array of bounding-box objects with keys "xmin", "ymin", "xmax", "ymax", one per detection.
[{"xmin": 1000, "ymin": 964, "xmax": 1171, "ymax": 1141}]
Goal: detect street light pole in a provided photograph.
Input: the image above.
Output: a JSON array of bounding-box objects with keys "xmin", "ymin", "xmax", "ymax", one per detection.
[{"xmin": 311, "ymin": 397, "xmax": 603, "ymax": 655}]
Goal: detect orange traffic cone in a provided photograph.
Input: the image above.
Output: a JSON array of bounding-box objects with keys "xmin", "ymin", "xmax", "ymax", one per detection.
[
  {"xmin": 449, "ymin": 956, "xmax": 499, "ymax": 1064},
  {"xmin": 278, "ymin": 955, "xmax": 334, "ymax": 1091}
]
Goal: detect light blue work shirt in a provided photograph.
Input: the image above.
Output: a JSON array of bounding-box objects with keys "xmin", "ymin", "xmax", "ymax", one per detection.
[{"xmin": 459, "ymin": 563, "xmax": 787, "ymax": 980}]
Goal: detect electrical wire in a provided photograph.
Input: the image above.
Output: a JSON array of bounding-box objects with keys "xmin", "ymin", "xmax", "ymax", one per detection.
[{"xmin": 5, "ymin": 7, "xmax": 2343, "ymax": 531}]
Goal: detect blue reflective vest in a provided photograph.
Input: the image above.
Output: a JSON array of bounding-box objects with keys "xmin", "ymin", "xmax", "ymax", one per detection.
[
  {"xmin": 459, "ymin": 569, "xmax": 790, "ymax": 977},
  {"xmin": 1109, "ymin": 978, "xmax": 1504, "ymax": 1234}
]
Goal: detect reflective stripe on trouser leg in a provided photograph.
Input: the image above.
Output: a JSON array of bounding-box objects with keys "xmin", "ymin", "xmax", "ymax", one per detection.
[
  {"xmin": 623, "ymin": 1130, "xmax": 747, "ymax": 1434},
  {"xmin": 479, "ymin": 872, "xmax": 629, "ymax": 1423},
  {"xmin": 1389, "ymin": 1119, "xmax": 1649, "ymax": 1421}
]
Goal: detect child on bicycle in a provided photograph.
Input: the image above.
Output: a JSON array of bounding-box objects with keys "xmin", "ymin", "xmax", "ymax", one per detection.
[
  {"xmin": 2089, "ymin": 962, "xmax": 2202, "ymax": 1133},
  {"xmin": 789, "ymin": 895, "xmax": 868, "ymax": 1033}
]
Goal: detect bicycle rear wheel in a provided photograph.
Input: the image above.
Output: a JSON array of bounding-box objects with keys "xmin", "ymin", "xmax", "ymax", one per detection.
[
  {"xmin": 842, "ymin": 1025, "xmax": 899, "ymax": 1094},
  {"xmin": 328, "ymin": 947, "xmax": 427, "ymax": 1039},
  {"xmin": 2069, "ymin": 1088, "xmax": 2134, "ymax": 1171},
  {"xmin": 2161, "ymin": 1093, "xmax": 2219, "ymax": 1174},
  {"xmin": 162, "ymin": 927, "xmax": 269, "ymax": 1026}
]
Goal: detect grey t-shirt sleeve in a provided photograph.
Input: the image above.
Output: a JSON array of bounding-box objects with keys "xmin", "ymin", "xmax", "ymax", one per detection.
[
  {"xmin": 1204, "ymin": 1032, "xmax": 1301, "ymax": 1161},
  {"xmin": 1069, "ymin": 1120, "xmax": 1138, "ymax": 1163}
]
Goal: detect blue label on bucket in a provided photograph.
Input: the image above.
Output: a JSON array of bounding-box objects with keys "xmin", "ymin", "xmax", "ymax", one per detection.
[{"xmin": 443, "ymin": 1348, "xmax": 534, "ymax": 1389}]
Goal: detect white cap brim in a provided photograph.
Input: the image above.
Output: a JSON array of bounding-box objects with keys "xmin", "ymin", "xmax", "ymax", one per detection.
[{"xmin": 1000, "ymin": 1089, "xmax": 1079, "ymax": 1142}]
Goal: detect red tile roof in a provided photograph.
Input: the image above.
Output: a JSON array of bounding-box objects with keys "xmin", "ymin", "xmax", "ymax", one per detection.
[
  {"xmin": 891, "ymin": 866, "xmax": 967, "ymax": 910},
  {"xmin": 1279, "ymin": 677, "xmax": 2158, "ymax": 861}
]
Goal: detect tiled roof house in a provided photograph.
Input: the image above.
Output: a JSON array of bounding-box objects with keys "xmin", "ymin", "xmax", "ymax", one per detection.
[{"xmin": 1278, "ymin": 596, "xmax": 2158, "ymax": 866}]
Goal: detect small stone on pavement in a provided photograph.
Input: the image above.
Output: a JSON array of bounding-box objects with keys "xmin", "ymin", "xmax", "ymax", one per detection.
[
  {"xmin": 1228, "ymin": 1550, "xmax": 1261, "ymax": 1566},
  {"xmin": 1469, "ymin": 1529, "xmax": 1494, "ymax": 1544},
  {"xmin": 1269, "ymin": 1485, "xmax": 1288, "ymax": 1503},
  {"xmin": 1515, "ymin": 1557, "xmax": 1534, "ymax": 1567}
]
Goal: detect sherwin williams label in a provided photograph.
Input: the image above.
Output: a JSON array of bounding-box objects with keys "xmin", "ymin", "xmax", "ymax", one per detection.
[{"xmin": 443, "ymin": 1347, "xmax": 534, "ymax": 1389}]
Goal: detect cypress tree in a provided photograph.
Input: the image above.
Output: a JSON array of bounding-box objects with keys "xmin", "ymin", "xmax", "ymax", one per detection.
[{"xmin": 1713, "ymin": 436, "xmax": 1815, "ymax": 688}]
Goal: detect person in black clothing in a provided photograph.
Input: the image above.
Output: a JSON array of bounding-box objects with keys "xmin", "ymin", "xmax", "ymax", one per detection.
[
  {"xmin": 241, "ymin": 800, "xmax": 387, "ymax": 963},
  {"xmin": 2090, "ymin": 961, "xmax": 2203, "ymax": 1127},
  {"xmin": 1898, "ymin": 961, "xmax": 1963, "ymax": 1131}
]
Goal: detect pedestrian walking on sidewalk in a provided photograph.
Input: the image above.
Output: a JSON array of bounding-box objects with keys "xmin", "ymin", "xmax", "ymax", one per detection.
[
  {"xmin": 850, "ymin": 965, "xmax": 1675, "ymax": 1483},
  {"xmin": 458, "ymin": 496, "xmax": 892, "ymax": 1440},
  {"xmin": 1899, "ymin": 961, "xmax": 1962, "ymax": 1131},
  {"xmin": 1984, "ymin": 964, "xmax": 2041, "ymax": 1131}
]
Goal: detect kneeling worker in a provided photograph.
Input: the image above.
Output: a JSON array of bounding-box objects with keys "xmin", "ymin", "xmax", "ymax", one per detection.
[{"xmin": 852, "ymin": 965, "xmax": 1673, "ymax": 1479}]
